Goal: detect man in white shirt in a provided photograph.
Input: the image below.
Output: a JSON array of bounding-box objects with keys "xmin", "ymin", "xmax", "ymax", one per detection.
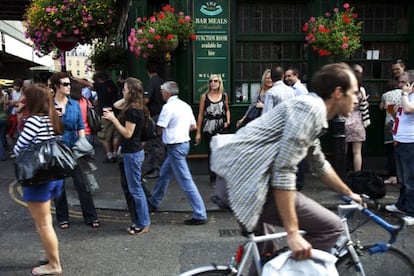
[
  {"xmin": 262, "ymin": 66, "xmax": 295, "ymax": 114},
  {"xmin": 148, "ymin": 81, "xmax": 208, "ymax": 225},
  {"xmin": 385, "ymin": 70, "xmax": 414, "ymax": 225},
  {"xmin": 285, "ymin": 67, "xmax": 309, "ymax": 96}
]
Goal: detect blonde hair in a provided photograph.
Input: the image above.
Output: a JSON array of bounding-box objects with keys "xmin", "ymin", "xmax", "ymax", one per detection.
[
  {"xmin": 260, "ymin": 69, "xmax": 271, "ymax": 92},
  {"xmin": 207, "ymin": 74, "xmax": 224, "ymax": 95}
]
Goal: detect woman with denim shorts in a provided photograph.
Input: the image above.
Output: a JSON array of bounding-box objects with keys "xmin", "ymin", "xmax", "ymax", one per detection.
[{"xmin": 13, "ymin": 84, "xmax": 65, "ymax": 275}]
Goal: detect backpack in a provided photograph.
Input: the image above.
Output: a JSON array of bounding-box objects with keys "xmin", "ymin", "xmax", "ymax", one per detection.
[
  {"xmin": 345, "ymin": 170, "xmax": 386, "ymax": 199},
  {"xmin": 141, "ymin": 115, "xmax": 158, "ymax": 141},
  {"xmin": 86, "ymin": 103, "xmax": 103, "ymax": 133}
]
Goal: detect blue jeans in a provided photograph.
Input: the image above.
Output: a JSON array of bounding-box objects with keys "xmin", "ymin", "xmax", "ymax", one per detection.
[
  {"xmin": 123, "ymin": 150, "xmax": 150, "ymax": 228},
  {"xmin": 395, "ymin": 142, "xmax": 414, "ymax": 216},
  {"xmin": 149, "ymin": 142, "xmax": 207, "ymax": 220}
]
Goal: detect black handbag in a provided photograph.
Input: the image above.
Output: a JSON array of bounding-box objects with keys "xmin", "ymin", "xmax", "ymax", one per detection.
[
  {"xmin": 14, "ymin": 138, "xmax": 77, "ymax": 185},
  {"xmin": 86, "ymin": 105, "xmax": 103, "ymax": 133},
  {"xmin": 141, "ymin": 115, "xmax": 158, "ymax": 141}
]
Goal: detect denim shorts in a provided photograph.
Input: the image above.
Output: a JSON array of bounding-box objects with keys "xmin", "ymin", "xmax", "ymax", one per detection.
[{"xmin": 22, "ymin": 179, "xmax": 64, "ymax": 202}]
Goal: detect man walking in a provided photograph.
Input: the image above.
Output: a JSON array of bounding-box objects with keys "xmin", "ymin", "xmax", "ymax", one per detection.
[{"xmin": 148, "ymin": 81, "xmax": 208, "ymax": 225}]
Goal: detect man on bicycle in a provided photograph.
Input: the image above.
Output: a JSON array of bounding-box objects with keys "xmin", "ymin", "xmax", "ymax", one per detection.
[{"xmin": 211, "ymin": 63, "xmax": 363, "ymax": 260}]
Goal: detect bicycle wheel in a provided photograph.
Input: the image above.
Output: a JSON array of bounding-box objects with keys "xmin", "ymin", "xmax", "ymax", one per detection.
[
  {"xmin": 179, "ymin": 265, "xmax": 232, "ymax": 276},
  {"xmin": 336, "ymin": 244, "xmax": 414, "ymax": 275}
]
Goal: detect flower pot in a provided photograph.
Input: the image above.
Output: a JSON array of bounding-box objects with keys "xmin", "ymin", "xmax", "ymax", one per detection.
[{"xmin": 53, "ymin": 37, "xmax": 79, "ymax": 51}]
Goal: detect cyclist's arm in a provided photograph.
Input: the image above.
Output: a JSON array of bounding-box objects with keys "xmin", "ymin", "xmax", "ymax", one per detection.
[
  {"xmin": 273, "ymin": 189, "xmax": 312, "ymax": 260},
  {"xmin": 319, "ymin": 166, "xmax": 363, "ymax": 204}
]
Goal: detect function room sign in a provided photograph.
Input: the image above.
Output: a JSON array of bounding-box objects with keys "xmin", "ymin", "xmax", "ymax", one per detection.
[{"xmin": 193, "ymin": 0, "xmax": 230, "ymax": 103}]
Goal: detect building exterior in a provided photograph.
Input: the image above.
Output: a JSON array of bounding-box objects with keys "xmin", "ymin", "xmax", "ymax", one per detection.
[{"xmin": 123, "ymin": 0, "xmax": 414, "ymax": 156}]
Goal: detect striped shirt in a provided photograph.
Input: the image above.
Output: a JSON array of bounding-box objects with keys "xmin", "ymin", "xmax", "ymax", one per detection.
[
  {"xmin": 14, "ymin": 115, "xmax": 55, "ymax": 155},
  {"xmin": 211, "ymin": 93, "xmax": 331, "ymax": 232},
  {"xmin": 262, "ymin": 80, "xmax": 295, "ymax": 114}
]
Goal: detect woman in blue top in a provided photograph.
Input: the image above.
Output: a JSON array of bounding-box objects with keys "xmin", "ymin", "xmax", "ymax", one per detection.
[
  {"xmin": 14, "ymin": 84, "xmax": 64, "ymax": 275},
  {"xmin": 51, "ymin": 72, "xmax": 99, "ymax": 229},
  {"xmin": 103, "ymin": 77, "xmax": 150, "ymax": 234}
]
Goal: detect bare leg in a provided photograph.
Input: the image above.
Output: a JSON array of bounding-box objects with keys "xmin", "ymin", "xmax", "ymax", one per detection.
[
  {"xmin": 352, "ymin": 142, "xmax": 363, "ymax": 171},
  {"xmin": 27, "ymin": 201, "xmax": 62, "ymax": 274}
]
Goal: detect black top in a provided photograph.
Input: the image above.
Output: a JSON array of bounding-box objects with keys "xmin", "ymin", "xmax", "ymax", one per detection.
[
  {"xmin": 120, "ymin": 108, "xmax": 144, "ymax": 153},
  {"xmin": 94, "ymin": 80, "xmax": 118, "ymax": 114},
  {"xmin": 144, "ymin": 75, "xmax": 164, "ymax": 116}
]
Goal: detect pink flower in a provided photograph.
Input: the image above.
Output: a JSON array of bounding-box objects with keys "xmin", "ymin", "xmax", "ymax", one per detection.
[
  {"xmin": 325, "ymin": 12, "xmax": 331, "ymax": 17},
  {"xmin": 56, "ymin": 32, "xmax": 62, "ymax": 38},
  {"xmin": 341, "ymin": 43, "xmax": 349, "ymax": 49},
  {"xmin": 73, "ymin": 29, "xmax": 80, "ymax": 35},
  {"xmin": 333, "ymin": 8, "xmax": 339, "ymax": 13},
  {"xmin": 310, "ymin": 17, "xmax": 316, "ymax": 22},
  {"xmin": 147, "ymin": 43, "xmax": 154, "ymax": 49},
  {"xmin": 55, "ymin": 20, "xmax": 61, "ymax": 25},
  {"xmin": 136, "ymin": 17, "xmax": 142, "ymax": 23},
  {"xmin": 343, "ymin": 3, "xmax": 350, "ymax": 9},
  {"xmin": 148, "ymin": 27, "xmax": 155, "ymax": 33},
  {"xmin": 185, "ymin": 16, "xmax": 191, "ymax": 22},
  {"xmin": 150, "ymin": 16, "xmax": 156, "ymax": 23}
]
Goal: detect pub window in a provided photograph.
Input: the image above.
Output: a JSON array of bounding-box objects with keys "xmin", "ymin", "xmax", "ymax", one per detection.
[{"xmin": 234, "ymin": 1, "xmax": 308, "ymax": 103}]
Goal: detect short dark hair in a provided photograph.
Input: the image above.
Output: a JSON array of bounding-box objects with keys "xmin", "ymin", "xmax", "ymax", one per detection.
[
  {"xmin": 69, "ymin": 79, "xmax": 83, "ymax": 100},
  {"xmin": 13, "ymin": 78, "xmax": 23, "ymax": 88},
  {"xmin": 49, "ymin": 72, "xmax": 71, "ymax": 91},
  {"xmin": 309, "ymin": 63, "xmax": 353, "ymax": 100},
  {"xmin": 146, "ymin": 62, "xmax": 160, "ymax": 74},
  {"xmin": 271, "ymin": 66, "xmax": 285, "ymax": 82}
]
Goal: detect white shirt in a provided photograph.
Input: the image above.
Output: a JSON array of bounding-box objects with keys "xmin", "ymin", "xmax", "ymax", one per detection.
[
  {"xmin": 262, "ymin": 80, "xmax": 295, "ymax": 113},
  {"xmin": 157, "ymin": 95, "xmax": 196, "ymax": 144},
  {"xmin": 10, "ymin": 89, "xmax": 22, "ymax": 115},
  {"xmin": 292, "ymin": 80, "xmax": 309, "ymax": 96},
  {"xmin": 393, "ymin": 93, "xmax": 414, "ymax": 143}
]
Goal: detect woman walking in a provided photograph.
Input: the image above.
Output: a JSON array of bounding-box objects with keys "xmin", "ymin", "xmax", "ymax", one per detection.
[
  {"xmin": 102, "ymin": 77, "xmax": 150, "ymax": 234},
  {"xmin": 14, "ymin": 84, "xmax": 64, "ymax": 275},
  {"xmin": 51, "ymin": 72, "xmax": 99, "ymax": 229},
  {"xmin": 195, "ymin": 74, "xmax": 230, "ymax": 187}
]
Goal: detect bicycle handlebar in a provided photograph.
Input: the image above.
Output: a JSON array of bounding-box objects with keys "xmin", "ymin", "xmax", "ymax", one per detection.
[{"xmin": 341, "ymin": 195, "xmax": 403, "ymax": 243}]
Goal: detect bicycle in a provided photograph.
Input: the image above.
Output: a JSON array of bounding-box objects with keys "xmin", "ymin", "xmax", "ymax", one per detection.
[{"xmin": 180, "ymin": 195, "xmax": 414, "ymax": 275}]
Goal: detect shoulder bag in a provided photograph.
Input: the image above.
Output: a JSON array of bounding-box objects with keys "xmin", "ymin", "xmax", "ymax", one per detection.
[
  {"xmin": 86, "ymin": 100, "xmax": 103, "ymax": 133},
  {"xmin": 141, "ymin": 115, "xmax": 158, "ymax": 141},
  {"xmin": 15, "ymin": 138, "xmax": 77, "ymax": 186}
]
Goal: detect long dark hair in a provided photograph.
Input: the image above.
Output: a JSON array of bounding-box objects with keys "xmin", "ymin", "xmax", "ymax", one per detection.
[
  {"xmin": 24, "ymin": 84, "xmax": 63, "ymax": 135},
  {"xmin": 118, "ymin": 77, "xmax": 149, "ymax": 123}
]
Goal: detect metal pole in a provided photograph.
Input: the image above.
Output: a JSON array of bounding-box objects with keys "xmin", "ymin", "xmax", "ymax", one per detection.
[{"xmin": 331, "ymin": 115, "xmax": 346, "ymax": 180}]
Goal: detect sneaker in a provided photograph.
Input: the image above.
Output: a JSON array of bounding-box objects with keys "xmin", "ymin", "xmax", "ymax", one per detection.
[
  {"xmin": 385, "ymin": 204, "xmax": 403, "ymax": 213},
  {"xmin": 184, "ymin": 218, "xmax": 208, "ymax": 225},
  {"xmin": 403, "ymin": 216, "xmax": 414, "ymax": 226}
]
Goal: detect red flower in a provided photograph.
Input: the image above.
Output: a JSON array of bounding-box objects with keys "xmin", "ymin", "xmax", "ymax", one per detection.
[
  {"xmin": 190, "ymin": 34, "xmax": 196, "ymax": 40},
  {"xmin": 154, "ymin": 34, "xmax": 161, "ymax": 40},
  {"xmin": 166, "ymin": 34, "xmax": 174, "ymax": 40}
]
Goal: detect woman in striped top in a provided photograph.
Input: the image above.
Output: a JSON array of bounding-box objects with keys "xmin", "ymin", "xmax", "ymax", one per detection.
[{"xmin": 13, "ymin": 84, "xmax": 64, "ymax": 276}]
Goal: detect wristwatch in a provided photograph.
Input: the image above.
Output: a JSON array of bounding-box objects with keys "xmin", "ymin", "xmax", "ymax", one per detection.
[{"xmin": 402, "ymin": 91, "xmax": 409, "ymax": 96}]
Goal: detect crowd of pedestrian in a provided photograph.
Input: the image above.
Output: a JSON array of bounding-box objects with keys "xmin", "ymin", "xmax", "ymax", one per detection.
[{"xmin": 6, "ymin": 58, "xmax": 414, "ymax": 275}]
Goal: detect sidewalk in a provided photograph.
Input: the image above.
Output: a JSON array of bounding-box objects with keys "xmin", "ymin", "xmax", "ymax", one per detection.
[{"xmin": 64, "ymin": 142, "xmax": 400, "ymax": 213}]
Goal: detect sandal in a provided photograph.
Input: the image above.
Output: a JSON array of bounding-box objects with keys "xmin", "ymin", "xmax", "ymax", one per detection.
[
  {"xmin": 58, "ymin": 221, "xmax": 69, "ymax": 229},
  {"xmin": 127, "ymin": 225, "xmax": 149, "ymax": 235},
  {"xmin": 87, "ymin": 220, "xmax": 100, "ymax": 228}
]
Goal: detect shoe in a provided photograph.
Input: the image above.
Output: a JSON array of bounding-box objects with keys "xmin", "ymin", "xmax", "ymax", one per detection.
[
  {"xmin": 127, "ymin": 225, "xmax": 149, "ymax": 235},
  {"xmin": 184, "ymin": 218, "xmax": 208, "ymax": 225},
  {"xmin": 87, "ymin": 220, "xmax": 100, "ymax": 228},
  {"xmin": 147, "ymin": 200, "xmax": 158, "ymax": 212},
  {"xmin": 31, "ymin": 265, "xmax": 62, "ymax": 275},
  {"xmin": 58, "ymin": 221, "xmax": 69, "ymax": 229},
  {"xmin": 403, "ymin": 216, "xmax": 414, "ymax": 226},
  {"xmin": 385, "ymin": 204, "xmax": 403, "ymax": 213},
  {"xmin": 384, "ymin": 176, "xmax": 397, "ymax": 185},
  {"xmin": 146, "ymin": 170, "xmax": 159, "ymax": 178}
]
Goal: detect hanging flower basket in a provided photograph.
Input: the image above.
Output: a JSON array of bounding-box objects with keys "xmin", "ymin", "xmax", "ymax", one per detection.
[
  {"xmin": 128, "ymin": 4, "xmax": 196, "ymax": 58},
  {"xmin": 302, "ymin": 3, "xmax": 363, "ymax": 58},
  {"xmin": 24, "ymin": 0, "xmax": 117, "ymax": 56}
]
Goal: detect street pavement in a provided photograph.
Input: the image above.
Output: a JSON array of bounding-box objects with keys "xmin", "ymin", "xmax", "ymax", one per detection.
[
  {"xmin": 65, "ymin": 142, "xmax": 399, "ymax": 213},
  {"xmin": 4, "ymin": 140, "xmax": 400, "ymax": 214}
]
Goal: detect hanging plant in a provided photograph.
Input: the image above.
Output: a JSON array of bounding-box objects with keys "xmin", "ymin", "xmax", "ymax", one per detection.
[
  {"xmin": 89, "ymin": 41, "xmax": 127, "ymax": 71},
  {"xmin": 127, "ymin": 4, "xmax": 196, "ymax": 58},
  {"xmin": 302, "ymin": 3, "xmax": 363, "ymax": 58},
  {"xmin": 24, "ymin": 0, "xmax": 117, "ymax": 56}
]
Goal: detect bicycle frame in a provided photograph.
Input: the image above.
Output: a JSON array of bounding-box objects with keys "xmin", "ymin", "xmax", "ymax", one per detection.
[{"xmin": 333, "ymin": 196, "xmax": 406, "ymax": 276}]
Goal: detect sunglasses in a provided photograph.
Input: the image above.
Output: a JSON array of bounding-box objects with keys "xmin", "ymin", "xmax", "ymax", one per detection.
[
  {"xmin": 60, "ymin": 82, "xmax": 71, "ymax": 87},
  {"xmin": 209, "ymin": 79, "xmax": 219, "ymax": 83}
]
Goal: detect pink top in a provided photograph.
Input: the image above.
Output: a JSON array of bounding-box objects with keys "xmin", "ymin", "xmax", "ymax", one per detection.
[{"xmin": 78, "ymin": 97, "xmax": 91, "ymax": 135}]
